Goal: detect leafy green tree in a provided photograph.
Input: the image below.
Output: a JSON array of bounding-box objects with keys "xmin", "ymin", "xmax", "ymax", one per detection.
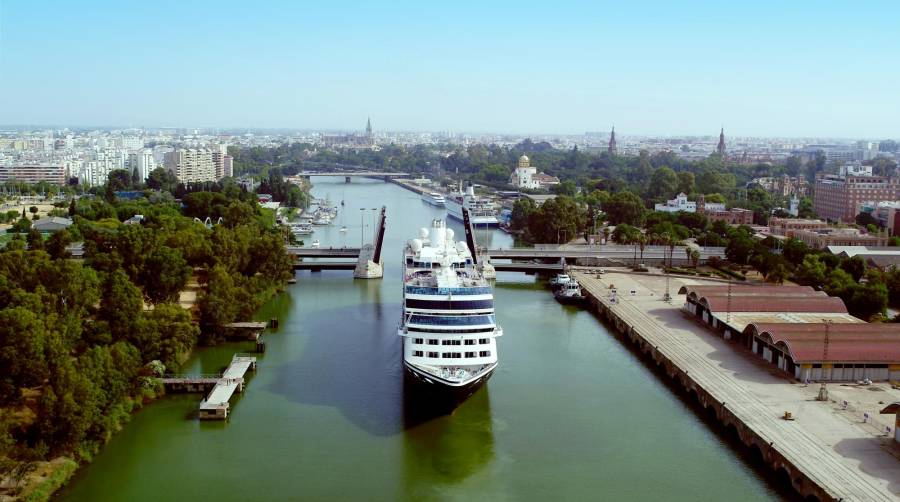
[
  {"xmin": 848, "ymin": 282, "xmax": 888, "ymax": 321},
  {"xmin": 782, "ymin": 238, "xmax": 810, "ymax": 266},
  {"xmin": 10, "ymin": 218, "xmax": 31, "ymax": 233},
  {"xmin": 677, "ymin": 171, "xmax": 695, "ymax": 195},
  {"xmin": 839, "ymin": 255, "xmax": 867, "ymax": 282},
  {"xmin": 106, "ymin": 169, "xmax": 132, "ymax": 192},
  {"xmin": 648, "ymin": 167, "xmax": 678, "ymax": 199},
  {"xmin": 137, "ymin": 303, "xmax": 199, "ymax": 367},
  {"xmin": 526, "ymin": 196, "xmax": 585, "ymax": 244},
  {"xmin": 140, "ymin": 246, "xmax": 191, "ymax": 304},
  {"xmin": 224, "ymin": 201, "xmax": 258, "ymax": 228},
  {"xmin": 0, "ymin": 308, "xmax": 50, "ymax": 403},
  {"xmin": 145, "ymin": 167, "xmax": 178, "ymax": 193},
  {"xmin": 795, "ymin": 254, "xmax": 827, "ymax": 287},
  {"xmin": 552, "ymin": 180, "xmax": 577, "ymax": 197},
  {"xmin": 603, "ymin": 191, "xmax": 645, "ymax": 227},
  {"xmin": 510, "ymin": 198, "xmax": 536, "ymax": 234},
  {"xmin": 725, "ymin": 229, "xmax": 755, "ymax": 264},
  {"xmin": 199, "ymin": 265, "xmax": 239, "ymax": 330},
  {"xmin": 99, "ymin": 269, "xmax": 143, "ymax": 341},
  {"xmin": 46, "ymin": 230, "xmax": 72, "ymax": 260},
  {"xmin": 612, "ymin": 223, "xmax": 639, "ymax": 244},
  {"xmin": 26, "ymin": 228, "xmax": 43, "ymax": 251},
  {"xmin": 767, "ymin": 262, "xmax": 788, "ymax": 284}
]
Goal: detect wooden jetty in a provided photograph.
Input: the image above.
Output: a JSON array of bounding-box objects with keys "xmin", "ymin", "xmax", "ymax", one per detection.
[{"xmin": 159, "ymin": 354, "xmax": 257, "ymax": 420}]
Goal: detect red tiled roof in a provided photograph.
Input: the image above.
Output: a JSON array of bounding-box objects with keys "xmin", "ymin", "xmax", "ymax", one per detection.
[
  {"xmin": 745, "ymin": 323, "xmax": 900, "ymax": 363},
  {"xmin": 699, "ymin": 295, "xmax": 848, "ymax": 314},
  {"xmin": 678, "ymin": 285, "xmax": 816, "ymax": 296}
]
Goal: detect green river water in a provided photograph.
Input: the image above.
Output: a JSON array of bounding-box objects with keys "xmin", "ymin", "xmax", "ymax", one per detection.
[{"xmin": 57, "ymin": 178, "xmax": 786, "ymax": 501}]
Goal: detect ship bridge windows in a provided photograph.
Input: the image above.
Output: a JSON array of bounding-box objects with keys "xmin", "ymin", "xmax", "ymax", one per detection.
[
  {"xmin": 427, "ymin": 339, "xmax": 439, "ymax": 345},
  {"xmin": 406, "ymin": 286, "xmax": 492, "ymax": 295},
  {"xmin": 405, "ymin": 299, "xmax": 494, "ymax": 310},
  {"xmin": 479, "ymin": 351, "xmax": 491, "ymax": 357},
  {"xmin": 408, "ymin": 314, "xmax": 495, "ymax": 326},
  {"xmin": 413, "ymin": 350, "xmax": 424, "ymax": 357},
  {"xmin": 441, "ymin": 340, "xmax": 462, "ymax": 346},
  {"xmin": 427, "ymin": 351, "xmax": 439, "ymax": 358},
  {"xmin": 464, "ymin": 339, "xmax": 476, "ymax": 345},
  {"xmin": 479, "ymin": 338, "xmax": 490, "ymax": 344},
  {"xmin": 441, "ymin": 352, "xmax": 462, "ymax": 359},
  {"xmin": 407, "ymin": 327, "xmax": 496, "ymax": 334},
  {"xmin": 413, "ymin": 338, "xmax": 424, "ymax": 344},
  {"xmin": 465, "ymin": 351, "xmax": 477, "ymax": 358}
]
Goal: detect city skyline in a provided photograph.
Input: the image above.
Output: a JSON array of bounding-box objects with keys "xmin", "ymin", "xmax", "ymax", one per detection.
[{"xmin": 1, "ymin": 1, "xmax": 898, "ymax": 137}]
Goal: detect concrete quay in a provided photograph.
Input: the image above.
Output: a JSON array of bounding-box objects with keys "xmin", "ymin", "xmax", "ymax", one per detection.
[{"xmin": 573, "ymin": 269, "xmax": 900, "ymax": 501}]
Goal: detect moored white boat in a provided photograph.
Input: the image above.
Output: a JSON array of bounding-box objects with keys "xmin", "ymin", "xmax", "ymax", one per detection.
[{"xmin": 422, "ymin": 192, "xmax": 446, "ymax": 207}]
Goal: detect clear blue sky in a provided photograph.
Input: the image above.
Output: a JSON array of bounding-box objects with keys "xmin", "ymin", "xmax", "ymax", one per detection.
[{"xmin": 1, "ymin": 1, "xmax": 897, "ymax": 138}]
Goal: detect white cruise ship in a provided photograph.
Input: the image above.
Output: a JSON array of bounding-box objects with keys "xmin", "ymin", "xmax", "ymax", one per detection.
[
  {"xmin": 445, "ymin": 184, "xmax": 499, "ymax": 226},
  {"xmin": 399, "ymin": 219, "xmax": 501, "ymax": 404},
  {"xmin": 422, "ymin": 192, "xmax": 446, "ymax": 207}
]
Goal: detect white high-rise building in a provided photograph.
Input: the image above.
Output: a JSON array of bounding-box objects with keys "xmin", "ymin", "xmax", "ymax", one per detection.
[
  {"xmin": 164, "ymin": 148, "xmax": 215, "ymax": 182},
  {"xmin": 210, "ymin": 143, "xmax": 231, "ymax": 179},
  {"xmin": 128, "ymin": 149, "xmax": 156, "ymax": 181}
]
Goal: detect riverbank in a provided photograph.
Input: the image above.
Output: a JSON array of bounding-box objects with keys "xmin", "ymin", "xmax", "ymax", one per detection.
[
  {"xmin": 1, "ymin": 273, "xmax": 286, "ymax": 502},
  {"xmin": 574, "ymin": 269, "xmax": 900, "ymax": 500}
]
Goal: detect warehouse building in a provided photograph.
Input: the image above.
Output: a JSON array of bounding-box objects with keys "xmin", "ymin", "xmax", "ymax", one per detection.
[
  {"xmin": 678, "ymin": 284, "xmax": 900, "ymax": 381},
  {"xmin": 741, "ymin": 323, "xmax": 900, "ymax": 382}
]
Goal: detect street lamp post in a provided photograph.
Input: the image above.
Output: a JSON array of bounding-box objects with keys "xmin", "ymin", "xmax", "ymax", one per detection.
[{"xmin": 359, "ymin": 208, "xmax": 365, "ymax": 247}]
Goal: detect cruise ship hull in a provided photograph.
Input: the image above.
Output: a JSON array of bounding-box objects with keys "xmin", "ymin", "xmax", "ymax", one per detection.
[
  {"xmin": 444, "ymin": 202, "xmax": 498, "ymax": 226},
  {"xmin": 403, "ymin": 361, "xmax": 495, "ymax": 407}
]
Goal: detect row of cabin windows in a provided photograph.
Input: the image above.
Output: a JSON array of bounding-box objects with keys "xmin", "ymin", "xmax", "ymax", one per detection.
[
  {"xmin": 407, "ymin": 327, "xmax": 495, "ymax": 334},
  {"xmin": 412, "ymin": 351, "xmax": 492, "ymax": 358},
  {"xmin": 407, "ymin": 258, "xmax": 472, "ymax": 269},
  {"xmin": 414, "ymin": 338, "xmax": 490, "ymax": 345}
]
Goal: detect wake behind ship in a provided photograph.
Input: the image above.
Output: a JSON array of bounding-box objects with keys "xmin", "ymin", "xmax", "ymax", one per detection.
[{"xmin": 399, "ymin": 219, "xmax": 501, "ymax": 405}]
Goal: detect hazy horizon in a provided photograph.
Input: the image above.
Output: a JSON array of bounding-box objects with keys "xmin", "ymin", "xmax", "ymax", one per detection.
[{"xmin": 1, "ymin": 1, "xmax": 898, "ymax": 138}]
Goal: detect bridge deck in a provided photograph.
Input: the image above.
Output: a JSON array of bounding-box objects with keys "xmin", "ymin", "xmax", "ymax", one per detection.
[
  {"xmin": 294, "ymin": 261, "xmax": 358, "ymax": 270},
  {"xmin": 492, "ymin": 262, "xmax": 564, "ymax": 273},
  {"xmin": 286, "ymin": 247, "xmax": 361, "ymax": 258}
]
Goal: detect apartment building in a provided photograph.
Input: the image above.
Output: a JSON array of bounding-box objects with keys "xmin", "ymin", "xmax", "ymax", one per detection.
[
  {"xmin": 0, "ymin": 163, "xmax": 66, "ymax": 185},
  {"xmin": 814, "ymin": 173, "xmax": 900, "ymax": 223},
  {"xmin": 164, "ymin": 148, "xmax": 216, "ymax": 183}
]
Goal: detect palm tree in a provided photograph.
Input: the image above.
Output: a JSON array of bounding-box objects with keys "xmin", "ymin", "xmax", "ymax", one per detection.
[
  {"xmin": 690, "ymin": 248, "xmax": 700, "ymax": 268},
  {"xmin": 638, "ymin": 234, "xmax": 646, "ymax": 264}
]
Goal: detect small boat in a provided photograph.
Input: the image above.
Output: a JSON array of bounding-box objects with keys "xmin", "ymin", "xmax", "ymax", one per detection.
[
  {"xmin": 554, "ymin": 280, "xmax": 587, "ymax": 306},
  {"xmin": 340, "ymin": 226, "xmax": 347, "ymax": 232},
  {"xmin": 311, "ymin": 239, "xmax": 320, "ymax": 248},
  {"xmin": 549, "ymin": 273, "xmax": 572, "ymax": 289}
]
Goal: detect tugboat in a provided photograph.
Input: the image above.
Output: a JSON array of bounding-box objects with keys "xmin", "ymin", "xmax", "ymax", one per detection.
[
  {"xmin": 399, "ymin": 216, "xmax": 501, "ymax": 406},
  {"xmin": 554, "ymin": 279, "xmax": 587, "ymax": 306},
  {"xmin": 549, "ymin": 273, "xmax": 572, "ymax": 289}
]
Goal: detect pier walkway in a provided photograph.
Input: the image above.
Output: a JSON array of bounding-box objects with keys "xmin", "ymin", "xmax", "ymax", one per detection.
[
  {"xmin": 574, "ymin": 270, "xmax": 900, "ymax": 501},
  {"xmin": 160, "ymin": 354, "xmax": 257, "ymax": 420}
]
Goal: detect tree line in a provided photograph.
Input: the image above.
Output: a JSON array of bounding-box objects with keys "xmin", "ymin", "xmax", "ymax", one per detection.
[{"xmin": 0, "ymin": 177, "xmax": 298, "ymax": 493}]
